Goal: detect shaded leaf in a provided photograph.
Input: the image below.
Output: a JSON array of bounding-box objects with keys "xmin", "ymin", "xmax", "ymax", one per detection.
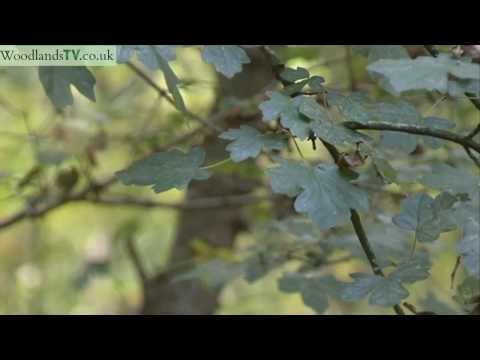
[
  {"xmin": 324, "ymin": 224, "xmax": 411, "ymax": 268},
  {"xmin": 219, "ymin": 125, "xmax": 288, "ymax": 162},
  {"xmin": 353, "ymin": 45, "xmax": 410, "ymax": 63},
  {"xmin": 280, "ymin": 67, "xmax": 310, "ymax": 82},
  {"xmin": 368, "ymin": 54, "xmax": 480, "ymax": 96},
  {"xmin": 151, "ymin": 47, "xmax": 186, "ymax": 112},
  {"xmin": 393, "ymin": 192, "xmax": 458, "ymax": 242},
  {"xmin": 422, "ymin": 117, "xmax": 456, "ymax": 149},
  {"xmin": 117, "ymin": 45, "xmax": 185, "ymax": 111},
  {"xmin": 38, "ymin": 67, "xmax": 96, "ymax": 109},
  {"xmin": 341, "ymin": 254, "xmax": 430, "ymax": 307},
  {"xmin": 341, "ymin": 273, "xmax": 382, "ymax": 302},
  {"xmin": 420, "ymin": 163, "xmax": 479, "ymax": 197},
  {"xmin": 420, "ymin": 292, "xmax": 458, "ymax": 315},
  {"xmin": 389, "ymin": 253, "xmax": 431, "ymax": 283},
  {"xmin": 202, "ymin": 45, "xmax": 250, "ymax": 78},
  {"xmin": 278, "ymin": 273, "xmax": 344, "ymax": 314},
  {"xmin": 368, "ymin": 277, "xmax": 410, "ymax": 307},
  {"xmin": 174, "ymin": 259, "xmax": 243, "ymax": 289},
  {"xmin": 116, "ymin": 147, "xmax": 210, "ymax": 193},
  {"xmin": 327, "ymin": 92, "xmax": 376, "ymax": 125},
  {"xmin": 373, "ymin": 101, "xmax": 422, "ymax": 153},
  {"xmin": 299, "ymin": 96, "xmax": 370, "ymax": 146},
  {"xmin": 457, "ymin": 217, "xmax": 480, "ymax": 279},
  {"xmin": 308, "ymin": 76, "xmax": 325, "ymax": 91},
  {"xmin": 259, "ymin": 92, "xmax": 313, "ymax": 139},
  {"xmin": 116, "ymin": 45, "xmax": 177, "ymax": 68}
]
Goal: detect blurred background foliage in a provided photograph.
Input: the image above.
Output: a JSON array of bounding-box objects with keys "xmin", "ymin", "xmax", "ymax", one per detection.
[{"xmin": 0, "ymin": 45, "xmax": 477, "ymax": 314}]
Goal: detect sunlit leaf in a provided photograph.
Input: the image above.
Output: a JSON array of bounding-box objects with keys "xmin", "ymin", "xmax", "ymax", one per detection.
[{"xmin": 268, "ymin": 160, "xmax": 369, "ymax": 229}]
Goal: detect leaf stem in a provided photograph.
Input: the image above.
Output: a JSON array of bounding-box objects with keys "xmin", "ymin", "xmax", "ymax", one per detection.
[
  {"xmin": 289, "ymin": 130, "xmax": 306, "ymax": 160},
  {"xmin": 201, "ymin": 158, "xmax": 231, "ymax": 170}
]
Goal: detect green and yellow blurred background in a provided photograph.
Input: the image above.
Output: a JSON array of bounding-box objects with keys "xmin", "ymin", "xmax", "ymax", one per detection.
[{"xmin": 0, "ymin": 45, "xmax": 476, "ymax": 314}]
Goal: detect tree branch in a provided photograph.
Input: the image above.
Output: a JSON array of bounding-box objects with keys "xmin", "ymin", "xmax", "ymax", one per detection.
[
  {"xmin": 320, "ymin": 139, "xmax": 405, "ymax": 315},
  {"xmin": 0, "ymin": 177, "xmax": 115, "ymax": 230},
  {"xmin": 343, "ymin": 122, "xmax": 480, "ymax": 154},
  {"xmin": 0, "ymin": 186, "xmax": 276, "ymax": 231},
  {"xmin": 88, "ymin": 194, "xmax": 277, "ymax": 210}
]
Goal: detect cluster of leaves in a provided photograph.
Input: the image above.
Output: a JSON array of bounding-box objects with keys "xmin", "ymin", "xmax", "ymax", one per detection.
[
  {"xmin": 35, "ymin": 45, "xmax": 480, "ymax": 314},
  {"xmin": 40, "ymin": 45, "xmax": 253, "ymax": 111}
]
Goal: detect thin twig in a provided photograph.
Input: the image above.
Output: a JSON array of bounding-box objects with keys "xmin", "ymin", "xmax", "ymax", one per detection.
[
  {"xmin": 321, "ymin": 139, "xmax": 405, "ymax": 315},
  {"xmin": 463, "ymin": 146, "xmax": 480, "ymax": 169},
  {"xmin": 466, "ymin": 124, "xmax": 480, "ymax": 140},
  {"xmin": 126, "ymin": 61, "xmax": 223, "ymax": 133},
  {"xmin": 125, "ymin": 238, "xmax": 149, "ymax": 287},
  {"xmin": 450, "ymin": 256, "xmax": 462, "ymax": 290},
  {"xmin": 423, "ymin": 45, "xmax": 480, "ymax": 138}
]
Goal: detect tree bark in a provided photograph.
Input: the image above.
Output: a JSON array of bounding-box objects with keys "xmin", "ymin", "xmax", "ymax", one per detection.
[{"xmin": 140, "ymin": 48, "xmax": 276, "ymax": 314}]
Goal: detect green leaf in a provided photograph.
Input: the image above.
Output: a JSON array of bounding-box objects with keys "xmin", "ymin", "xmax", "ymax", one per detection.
[
  {"xmin": 324, "ymin": 224, "xmax": 411, "ymax": 268},
  {"xmin": 281, "ymin": 79, "xmax": 310, "ymax": 96},
  {"xmin": 308, "ymin": 76, "xmax": 325, "ymax": 91},
  {"xmin": 368, "ymin": 54, "xmax": 480, "ymax": 96},
  {"xmin": 219, "ymin": 125, "xmax": 288, "ymax": 162},
  {"xmin": 353, "ymin": 45, "xmax": 410, "ymax": 63},
  {"xmin": 117, "ymin": 45, "xmax": 177, "ymax": 68},
  {"xmin": 330, "ymin": 93, "xmax": 423, "ymax": 152},
  {"xmin": 454, "ymin": 276, "xmax": 480, "ymax": 306},
  {"xmin": 420, "ymin": 292, "xmax": 458, "ymax": 315},
  {"xmin": 368, "ymin": 277, "xmax": 410, "ymax": 307},
  {"xmin": 243, "ymin": 251, "xmax": 286, "ymax": 283},
  {"xmin": 449, "ymin": 78, "xmax": 480, "ymax": 97},
  {"xmin": 327, "ymin": 92, "xmax": 376, "ymax": 125},
  {"xmin": 457, "ymin": 217, "xmax": 480, "ymax": 279},
  {"xmin": 372, "ymin": 156, "xmax": 397, "ymax": 183},
  {"xmin": 259, "ymin": 92, "xmax": 313, "ymax": 139},
  {"xmin": 38, "ymin": 67, "xmax": 96, "ymax": 109},
  {"xmin": 202, "ymin": 45, "xmax": 250, "ymax": 78},
  {"xmin": 116, "ymin": 147, "xmax": 210, "ymax": 193},
  {"xmin": 389, "ymin": 253, "xmax": 431, "ymax": 283},
  {"xmin": 259, "ymin": 91, "xmax": 292, "ymax": 121},
  {"xmin": 267, "ymin": 160, "xmax": 369, "ymax": 229},
  {"xmin": 278, "ymin": 273, "xmax": 343, "ymax": 314},
  {"xmin": 280, "ymin": 67, "xmax": 310, "ymax": 82},
  {"xmin": 117, "ymin": 45, "xmax": 185, "ymax": 112},
  {"xmin": 373, "ymin": 101, "xmax": 423, "ymax": 153},
  {"xmin": 151, "ymin": 47, "xmax": 186, "ymax": 112},
  {"xmin": 422, "ymin": 117, "xmax": 456, "ymax": 149},
  {"xmin": 262, "ymin": 92, "xmax": 371, "ymax": 146},
  {"xmin": 420, "ymin": 163, "xmax": 479, "ymax": 197},
  {"xmin": 341, "ymin": 254, "xmax": 431, "ymax": 307},
  {"xmin": 174, "ymin": 259, "xmax": 243, "ymax": 289},
  {"xmin": 393, "ymin": 192, "xmax": 458, "ymax": 242},
  {"xmin": 341, "ymin": 273, "xmax": 383, "ymax": 302},
  {"xmin": 299, "ymin": 96, "xmax": 370, "ymax": 146},
  {"xmin": 344, "ymin": 275, "xmax": 409, "ymax": 308},
  {"xmin": 270, "ymin": 216, "xmax": 320, "ymax": 242}
]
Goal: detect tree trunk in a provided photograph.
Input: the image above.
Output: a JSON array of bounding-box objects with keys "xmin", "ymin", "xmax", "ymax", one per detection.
[{"xmin": 140, "ymin": 48, "xmax": 276, "ymax": 314}]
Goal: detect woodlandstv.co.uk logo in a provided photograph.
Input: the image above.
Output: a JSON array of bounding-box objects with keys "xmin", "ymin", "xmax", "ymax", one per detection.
[{"xmin": 0, "ymin": 45, "xmax": 117, "ymax": 66}]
